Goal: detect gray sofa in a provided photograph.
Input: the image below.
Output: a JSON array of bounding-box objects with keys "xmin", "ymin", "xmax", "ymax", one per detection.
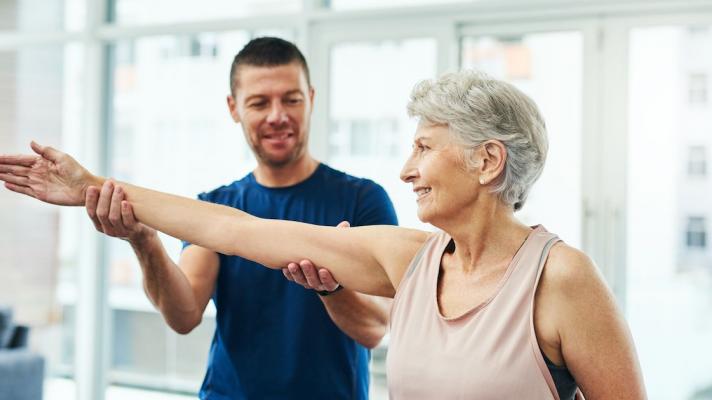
[{"xmin": 0, "ymin": 307, "xmax": 44, "ymax": 400}]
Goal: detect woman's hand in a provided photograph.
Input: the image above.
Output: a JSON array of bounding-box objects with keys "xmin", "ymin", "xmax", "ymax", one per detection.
[{"xmin": 0, "ymin": 141, "xmax": 97, "ymax": 206}]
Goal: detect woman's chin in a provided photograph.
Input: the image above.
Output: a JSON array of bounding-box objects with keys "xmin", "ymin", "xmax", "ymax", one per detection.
[{"xmin": 416, "ymin": 209, "xmax": 431, "ymax": 224}]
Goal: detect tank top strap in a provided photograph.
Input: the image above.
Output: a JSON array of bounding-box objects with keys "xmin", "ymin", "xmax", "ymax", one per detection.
[
  {"xmin": 508, "ymin": 225, "xmax": 561, "ymax": 299},
  {"xmin": 526, "ymin": 226, "xmax": 563, "ymax": 399},
  {"xmin": 391, "ymin": 231, "xmax": 449, "ymax": 322},
  {"xmin": 402, "ymin": 232, "xmax": 443, "ymax": 280}
]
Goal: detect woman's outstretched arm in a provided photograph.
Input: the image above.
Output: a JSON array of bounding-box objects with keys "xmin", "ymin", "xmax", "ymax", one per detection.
[
  {"xmin": 112, "ymin": 179, "xmax": 427, "ymax": 296},
  {"xmin": 0, "ymin": 142, "xmax": 429, "ymax": 297}
]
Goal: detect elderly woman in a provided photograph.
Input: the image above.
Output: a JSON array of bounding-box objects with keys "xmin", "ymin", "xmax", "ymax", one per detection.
[{"xmin": 0, "ymin": 71, "xmax": 645, "ymax": 399}]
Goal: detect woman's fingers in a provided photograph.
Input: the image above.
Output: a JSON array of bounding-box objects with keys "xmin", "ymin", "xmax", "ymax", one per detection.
[
  {"xmin": 0, "ymin": 173, "xmax": 29, "ymax": 186},
  {"xmin": 0, "ymin": 165, "xmax": 30, "ymax": 176},
  {"xmin": 4, "ymin": 182, "xmax": 35, "ymax": 198},
  {"xmin": 0, "ymin": 154, "xmax": 39, "ymax": 167}
]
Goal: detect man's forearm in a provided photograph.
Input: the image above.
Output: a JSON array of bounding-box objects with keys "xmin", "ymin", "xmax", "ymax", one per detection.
[
  {"xmin": 320, "ymin": 289, "xmax": 390, "ymax": 349},
  {"xmin": 129, "ymin": 233, "xmax": 202, "ymax": 333}
]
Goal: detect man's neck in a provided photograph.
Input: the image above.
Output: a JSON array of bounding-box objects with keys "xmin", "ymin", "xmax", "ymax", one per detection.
[{"xmin": 253, "ymin": 154, "xmax": 320, "ymax": 188}]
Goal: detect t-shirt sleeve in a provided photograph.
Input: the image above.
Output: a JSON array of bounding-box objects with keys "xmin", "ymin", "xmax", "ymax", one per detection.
[
  {"xmin": 353, "ymin": 181, "xmax": 398, "ymax": 227},
  {"xmin": 181, "ymin": 192, "xmax": 210, "ymax": 250}
]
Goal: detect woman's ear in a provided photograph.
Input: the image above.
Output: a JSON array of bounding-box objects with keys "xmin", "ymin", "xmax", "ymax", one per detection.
[{"xmin": 477, "ymin": 140, "xmax": 507, "ymax": 185}]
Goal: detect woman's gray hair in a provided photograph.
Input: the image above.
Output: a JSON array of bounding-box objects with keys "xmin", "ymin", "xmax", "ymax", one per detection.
[{"xmin": 407, "ymin": 70, "xmax": 548, "ymax": 211}]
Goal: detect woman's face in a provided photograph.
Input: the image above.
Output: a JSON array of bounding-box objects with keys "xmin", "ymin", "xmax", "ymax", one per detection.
[{"xmin": 400, "ymin": 122, "xmax": 480, "ymax": 226}]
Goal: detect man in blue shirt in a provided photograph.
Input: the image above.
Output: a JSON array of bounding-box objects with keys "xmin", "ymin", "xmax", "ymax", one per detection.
[{"xmin": 84, "ymin": 37, "xmax": 397, "ymax": 398}]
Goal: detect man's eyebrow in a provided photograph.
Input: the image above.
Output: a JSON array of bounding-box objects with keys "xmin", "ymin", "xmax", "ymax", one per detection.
[
  {"xmin": 243, "ymin": 90, "xmax": 304, "ymax": 102},
  {"xmin": 244, "ymin": 94, "xmax": 267, "ymax": 103}
]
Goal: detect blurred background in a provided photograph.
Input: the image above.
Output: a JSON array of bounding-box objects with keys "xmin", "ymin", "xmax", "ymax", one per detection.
[{"xmin": 0, "ymin": 0, "xmax": 711, "ymax": 399}]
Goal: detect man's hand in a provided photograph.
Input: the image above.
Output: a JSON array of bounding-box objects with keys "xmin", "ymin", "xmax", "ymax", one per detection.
[
  {"xmin": 0, "ymin": 141, "xmax": 96, "ymax": 206},
  {"xmin": 282, "ymin": 221, "xmax": 349, "ymax": 293},
  {"xmin": 86, "ymin": 181, "xmax": 155, "ymax": 243}
]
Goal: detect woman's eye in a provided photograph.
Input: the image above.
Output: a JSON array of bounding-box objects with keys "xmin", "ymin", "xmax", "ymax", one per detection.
[{"xmin": 412, "ymin": 144, "xmax": 426, "ymax": 155}]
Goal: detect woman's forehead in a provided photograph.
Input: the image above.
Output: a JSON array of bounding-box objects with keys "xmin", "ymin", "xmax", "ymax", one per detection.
[{"xmin": 414, "ymin": 123, "xmax": 449, "ymax": 141}]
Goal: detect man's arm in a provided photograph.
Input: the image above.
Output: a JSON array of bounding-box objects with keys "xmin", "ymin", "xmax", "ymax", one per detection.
[
  {"xmin": 283, "ymin": 182, "xmax": 398, "ymax": 348},
  {"xmin": 87, "ymin": 181, "xmax": 218, "ymax": 334},
  {"xmin": 284, "ymin": 255, "xmax": 390, "ymax": 349}
]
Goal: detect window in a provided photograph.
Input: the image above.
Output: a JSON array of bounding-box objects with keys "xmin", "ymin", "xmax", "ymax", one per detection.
[
  {"xmin": 686, "ymin": 216, "xmax": 707, "ymax": 249},
  {"xmin": 328, "ymin": 38, "xmax": 438, "ymax": 232},
  {"xmin": 0, "ymin": 43, "xmax": 84, "ymax": 392},
  {"xmin": 688, "ymin": 146, "xmax": 707, "ymax": 177},
  {"xmin": 461, "ymin": 31, "xmax": 583, "ymax": 247},
  {"xmin": 0, "ymin": 0, "xmax": 84, "ymax": 32},
  {"xmin": 627, "ymin": 25, "xmax": 712, "ymax": 399},
  {"xmin": 328, "ymin": 0, "xmax": 471, "ymax": 11},
  {"xmin": 109, "ymin": 0, "xmax": 299, "ymax": 26},
  {"xmin": 689, "ymin": 73, "xmax": 707, "ymax": 105}
]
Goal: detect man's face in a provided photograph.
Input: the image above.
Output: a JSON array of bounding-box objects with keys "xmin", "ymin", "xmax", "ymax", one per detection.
[{"xmin": 227, "ymin": 62, "xmax": 314, "ymax": 168}]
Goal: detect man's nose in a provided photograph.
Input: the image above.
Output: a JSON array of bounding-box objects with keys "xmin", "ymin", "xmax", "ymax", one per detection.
[{"xmin": 266, "ymin": 102, "xmax": 288, "ymax": 125}]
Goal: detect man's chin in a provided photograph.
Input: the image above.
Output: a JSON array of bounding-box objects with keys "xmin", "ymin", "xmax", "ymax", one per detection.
[
  {"xmin": 253, "ymin": 144, "xmax": 304, "ymax": 168},
  {"xmin": 260, "ymin": 153, "xmax": 298, "ymax": 168}
]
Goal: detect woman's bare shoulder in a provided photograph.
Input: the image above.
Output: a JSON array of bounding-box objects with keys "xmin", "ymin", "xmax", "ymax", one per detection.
[
  {"xmin": 543, "ymin": 242, "xmax": 605, "ymax": 295},
  {"xmin": 357, "ymin": 225, "xmax": 435, "ymax": 288},
  {"xmin": 357, "ymin": 225, "xmax": 434, "ymax": 247}
]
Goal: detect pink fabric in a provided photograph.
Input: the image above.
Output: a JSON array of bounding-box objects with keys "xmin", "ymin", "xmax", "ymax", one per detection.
[{"xmin": 387, "ymin": 225, "xmax": 562, "ymax": 400}]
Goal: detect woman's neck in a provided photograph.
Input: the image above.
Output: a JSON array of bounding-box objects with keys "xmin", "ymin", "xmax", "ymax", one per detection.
[{"xmin": 444, "ymin": 201, "xmax": 532, "ymax": 274}]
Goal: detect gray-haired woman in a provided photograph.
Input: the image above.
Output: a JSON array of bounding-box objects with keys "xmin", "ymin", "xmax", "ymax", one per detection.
[{"xmin": 0, "ymin": 71, "xmax": 646, "ymax": 400}]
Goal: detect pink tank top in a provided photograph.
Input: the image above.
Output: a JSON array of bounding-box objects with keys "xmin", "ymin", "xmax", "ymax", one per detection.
[{"xmin": 387, "ymin": 225, "xmax": 562, "ymax": 400}]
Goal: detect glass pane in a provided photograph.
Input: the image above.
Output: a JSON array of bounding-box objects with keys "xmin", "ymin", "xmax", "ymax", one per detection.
[
  {"xmin": 461, "ymin": 32, "xmax": 583, "ymax": 247},
  {"xmin": 0, "ymin": 43, "xmax": 84, "ymax": 395},
  {"xmin": 0, "ymin": 0, "xmax": 84, "ymax": 32},
  {"xmin": 110, "ymin": 0, "xmax": 300, "ymax": 26},
  {"xmin": 329, "ymin": 38, "xmax": 438, "ymax": 232},
  {"xmin": 107, "ymin": 31, "xmax": 296, "ymax": 392},
  {"xmin": 329, "ymin": 0, "xmax": 471, "ymax": 11},
  {"xmin": 627, "ymin": 25, "xmax": 712, "ymax": 399}
]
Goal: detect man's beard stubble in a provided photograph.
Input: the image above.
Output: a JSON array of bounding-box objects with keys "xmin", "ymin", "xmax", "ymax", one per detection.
[{"xmin": 251, "ymin": 138, "xmax": 306, "ymax": 168}]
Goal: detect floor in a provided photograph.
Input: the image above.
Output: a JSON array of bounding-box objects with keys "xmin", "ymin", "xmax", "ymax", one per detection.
[
  {"xmin": 45, "ymin": 378, "xmax": 195, "ymax": 400},
  {"xmin": 44, "ymin": 377, "xmax": 389, "ymax": 399}
]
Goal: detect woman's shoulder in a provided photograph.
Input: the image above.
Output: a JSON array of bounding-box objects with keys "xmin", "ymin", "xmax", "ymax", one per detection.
[
  {"xmin": 541, "ymin": 242, "xmax": 607, "ymax": 299},
  {"xmin": 535, "ymin": 242, "xmax": 618, "ymax": 359},
  {"xmin": 372, "ymin": 225, "xmax": 436, "ymax": 243}
]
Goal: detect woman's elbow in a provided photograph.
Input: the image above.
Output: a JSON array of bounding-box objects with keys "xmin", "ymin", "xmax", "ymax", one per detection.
[
  {"xmin": 360, "ymin": 327, "xmax": 387, "ymax": 349},
  {"xmin": 166, "ymin": 314, "xmax": 202, "ymax": 335}
]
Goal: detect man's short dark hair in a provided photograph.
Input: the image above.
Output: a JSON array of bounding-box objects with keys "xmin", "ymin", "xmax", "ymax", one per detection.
[{"xmin": 229, "ymin": 37, "xmax": 311, "ymax": 95}]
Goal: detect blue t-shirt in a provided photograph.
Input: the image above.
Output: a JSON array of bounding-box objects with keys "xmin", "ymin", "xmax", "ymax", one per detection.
[{"xmin": 183, "ymin": 163, "xmax": 398, "ymax": 400}]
